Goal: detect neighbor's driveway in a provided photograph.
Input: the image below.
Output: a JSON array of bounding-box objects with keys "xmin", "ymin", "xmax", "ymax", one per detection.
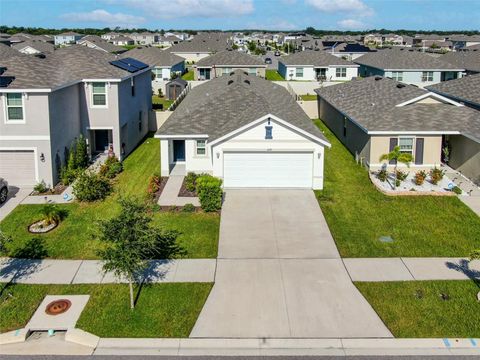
[
  {"xmin": 0, "ymin": 186, "xmax": 32, "ymax": 222},
  {"xmin": 191, "ymin": 190, "xmax": 392, "ymax": 338}
]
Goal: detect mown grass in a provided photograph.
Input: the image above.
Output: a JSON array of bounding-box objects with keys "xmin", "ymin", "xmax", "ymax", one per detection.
[
  {"xmin": 181, "ymin": 70, "xmax": 194, "ymax": 81},
  {"xmin": 314, "ymin": 119, "xmax": 480, "ymax": 257},
  {"xmin": 299, "ymin": 94, "xmax": 318, "ymax": 101},
  {"xmin": 0, "ymin": 135, "xmax": 219, "ymax": 259},
  {"xmin": 0, "ymin": 282, "xmax": 213, "ymax": 337},
  {"xmin": 265, "ymin": 69, "xmax": 285, "ymax": 81},
  {"xmin": 152, "ymin": 95, "xmax": 174, "ymax": 111},
  {"xmin": 356, "ymin": 280, "xmax": 480, "ymax": 338}
]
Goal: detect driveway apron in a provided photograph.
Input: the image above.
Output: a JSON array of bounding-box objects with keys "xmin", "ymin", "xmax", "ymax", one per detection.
[{"xmin": 190, "ymin": 189, "xmax": 392, "ymax": 338}]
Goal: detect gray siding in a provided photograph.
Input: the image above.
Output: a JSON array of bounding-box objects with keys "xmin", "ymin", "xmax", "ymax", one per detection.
[{"xmin": 449, "ymin": 135, "xmax": 480, "ymax": 185}]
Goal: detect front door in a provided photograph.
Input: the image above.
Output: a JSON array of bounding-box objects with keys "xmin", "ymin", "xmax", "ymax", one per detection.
[
  {"xmin": 94, "ymin": 130, "xmax": 109, "ymax": 152},
  {"xmin": 173, "ymin": 140, "xmax": 185, "ymax": 162}
]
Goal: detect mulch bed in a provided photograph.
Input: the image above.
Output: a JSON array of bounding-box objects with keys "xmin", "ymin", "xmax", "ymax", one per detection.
[
  {"xmin": 178, "ymin": 178, "xmax": 197, "ymax": 197},
  {"xmin": 150, "ymin": 177, "xmax": 169, "ymax": 203},
  {"xmin": 31, "ymin": 183, "xmax": 67, "ymax": 196},
  {"xmin": 158, "ymin": 205, "xmax": 203, "ymax": 213}
]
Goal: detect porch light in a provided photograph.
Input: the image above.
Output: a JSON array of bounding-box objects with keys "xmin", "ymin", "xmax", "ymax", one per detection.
[
  {"xmin": 40, "ymin": 153, "xmax": 45, "ymax": 162},
  {"xmin": 216, "ymin": 152, "xmax": 220, "ymax": 159}
]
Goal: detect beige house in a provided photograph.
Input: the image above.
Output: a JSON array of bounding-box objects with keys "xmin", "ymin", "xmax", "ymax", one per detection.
[
  {"xmin": 316, "ymin": 76, "xmax": 480, "ymax": 185},
  {"xmin": 194, "ymin": 50, "xmax": 266, "ymax": 80}
]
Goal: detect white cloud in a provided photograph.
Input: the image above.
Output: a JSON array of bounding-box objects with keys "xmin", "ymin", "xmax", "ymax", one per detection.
[
  {"xmin": 113, "ymin": 0, "xmax": 254, "ymax": 19},
  {"xmin": 246, "ymin": 19, "xmax": 298, "ymax": 31},
  {"xmin": 61, "ymin": 9, "xmax": 145, "ymax": 27},
  {"xmin": 337, "ymin": 18, "xmax": 367, "ymax": 29},
  {"xmin": 305, "ymin": 0, "xmax": 373, "ymax": 16}
]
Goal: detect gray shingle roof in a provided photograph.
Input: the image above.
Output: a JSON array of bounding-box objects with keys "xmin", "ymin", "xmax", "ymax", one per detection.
[
  {"xmin": 196, "ymin": 50, "xmax": 265, "ymax": 67},
  {"xmin": 157, "ymin": 70, "xmax": 329, "ymax": 144},
  {"xmin": 12, "ymin": 40, "xmax": 55, "ymax": 53},
  {"xmin": 0, "ymin": 45, "xmax": 146, "ymax": 89},
  {"xmin": 427, "ymin": 74, "xmax": 480, "ymax": 107},
  {"xmin": 77, "ymin": 35, "xmax": 125, "ymax": 53},
  {"xmin": 121, "ymin": 47, "xmax": 184, "ymax": 67},
  {"xmin": 315, "ymin": 76, "xmax": 480, "ymax": 142},
  {"xmin": 440, "ymin": 51, "xmax": 480, "ymax": 73},
  {"xmin": 279, "ymin": 50, "xmax": 358, "ymax": 67},
  {"xmin": 167, "ymin": 33, "xmax": 230, "ymax": 53},
  {"xmin": 354, "ymin": 48, "xmax": 464, "ymax": 70}
]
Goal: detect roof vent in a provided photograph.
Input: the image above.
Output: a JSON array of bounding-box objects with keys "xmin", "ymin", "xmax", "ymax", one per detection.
[
  {"xmin": 34, "ymin": 53, "xmax": 46, "ymax": 59},
  {"xmin": 244, "ymin": 79, "xmax": 250, "ymax": 85},
  {"xmin": 228, "ymin": 79, "xmax": 234, "ymax": 85},
  {"xmin": 396, "ymin": 83, "xmax": 406, "ymax": 88},
  {"xmin": 243, "ymin": 71, "xmax": 248, "ymax": 76},
  {"xmin": 371, "ymin": 102, "xmax": 375, "ymax": 106},
  {"xmin": 374, "ymin": 76, "xmax": 382, "ymax": 81}
]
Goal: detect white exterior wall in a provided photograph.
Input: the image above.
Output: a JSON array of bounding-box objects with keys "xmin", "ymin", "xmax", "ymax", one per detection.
[
  {"xmin": 185, "ymin": 139, "xmax": 212, "ymax": 173},
  {"xmin": 284, "ymin": 65, "xmax": 357, "ymax": 81},
  {"xmin": 172, "ymin": 52, "xmax": 212, "ymax": 63},
  {"xmin": 160, "ymin": 139, "xmax": 170, "ymax": 176}
]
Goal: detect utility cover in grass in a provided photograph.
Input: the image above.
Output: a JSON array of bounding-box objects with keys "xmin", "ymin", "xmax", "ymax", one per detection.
[{"xmin": 379, "ymin": 236, "xmax": 394, "ymax": 243}]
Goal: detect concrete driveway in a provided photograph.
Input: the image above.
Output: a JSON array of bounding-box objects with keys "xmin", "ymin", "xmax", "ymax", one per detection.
[
  {"xmin": 0, "ymin": 186, "xmax": 32, "ymax": 222},
  {"xmin": 191, "ymin": 190, "xmax": 392, "ymax": 338}
]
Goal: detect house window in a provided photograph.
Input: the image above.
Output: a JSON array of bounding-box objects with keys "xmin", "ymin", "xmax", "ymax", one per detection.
[
  {"xmin": 92, "ymin": 82, "xmax": 107, "ymax": 106},
  {"xmin": 5, "ymin": 93, "xmax": 24, "ymax": 122},
  {"xmin": 295, "ymin": 67, "xmax": 303, "ymax": 77},
  {"xmin": 336, "ymin": 68, "xmax": 347, "ymax": 78},
  {"xmin": 248, "ymin": 67, "xmax": 257, "ymax": 75},
  {"xmin": 222, "ymin": 68, "xmax": 232, "ymax": 75},
  {"xmin": 391, "ymin": 71, "xmax": 403, "ymax": 81},
  {"xmin": 265, "ymin": 125, "xmax": 273, "ymax": 139},
  {"xmin": 421, "ymin": 71, "xmax": 434, "ymax": 82},
  {"xmin": 196, "ymin": 140, "xmax": 206, "ymax": 156},
  {"xmin": 398, "ymin": 137, "xmax": 414, "ymax": 155}
]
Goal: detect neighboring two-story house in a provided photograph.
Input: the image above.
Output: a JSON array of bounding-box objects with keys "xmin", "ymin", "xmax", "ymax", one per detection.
[
  {"xmin": 76, "ymin": 35, "xmax": 126, "ymax": 54},
  {"xmin": 0, "ymin": 46, "xmax": 152, "ymax": 187},
  {"xmin": 54, "ymin": 31, "xmax": 84, "ymax": 46},
  {"xmin": 129, "ymin": 32, "xmax": 159, "ymax": 46},
  {"xmin": 194, "ymin": 50, "xmax": 266, "ymax": 80},
  {"xmin": 278, "ymin": 50, "xmax": 359, "ymax": 81},
  {"xmin": 354, "ymin": 48, "xmax": 464, "ymax": 87}
]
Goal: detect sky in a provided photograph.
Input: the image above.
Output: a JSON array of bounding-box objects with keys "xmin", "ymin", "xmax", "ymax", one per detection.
[{"xmin": 0, "ymin": 0, "xmax": 479, "ymax": 31}]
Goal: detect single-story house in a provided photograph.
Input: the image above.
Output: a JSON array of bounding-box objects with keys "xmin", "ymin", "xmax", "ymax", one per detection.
[
  {"xmin": 354, "ymin": 48, "xmax": 464, "ymax": 87},
  {"xmin": 439, "ymin": 51, "xmax": 480, "ymax": 75},
  {"xmin": 278, "ymin": 50, "xmax": 359, "ymax": 81},
  {"xmin": 77, "ymin": 35, "xmax": 126, "ymax": 54},
  {"xmin": 315, "ymin": 76, "xmax": 480, "ymax": 185},
  {"xmin": 167, "ymin": 33, "xmax": 231, "ymax": 63},
  {"xmin": 11, "ymin": 40, "xmax": 55, "ymax": 55},
  {"xmin": 155, "ymin": 70, "xmax": 331, "ymax": 189},
  {"xmin": 194, "ymin": 50, "xmax": 266, "ymax": 80},
  {"xmin": 165, "ymin": 78, "xmax": 188, "ymax": 100},
  {"xmin": 427, "ymin": 73, "xmax": 480, "ymax": 110},
  {"xmin": 121, "ymin": 47, "xmax": 185, "ymax": 81},
  {"xmin": 327, "ymin": 43, "xmax": 376, "ymax": 61}
]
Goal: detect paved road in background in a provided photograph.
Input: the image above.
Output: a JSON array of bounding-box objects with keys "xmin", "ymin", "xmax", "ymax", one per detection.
[{"xmin": 261, "ymin": 51, "xmax": 283, "ymax": 70}]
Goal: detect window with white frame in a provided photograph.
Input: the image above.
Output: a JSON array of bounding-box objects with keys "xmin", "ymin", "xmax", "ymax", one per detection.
[
  {"xmin": 248, "ymin": 67, "xmax": 257, "ymax": 75},
  {"xmin": 92, "ymin": 82, "xmax": 107, "ymax": 106},
  {"xmin": 5, "ymin": 93, "xmax": 24, "ymax": 122},
  {"xmin": 391, "ymin": 71, "xmax": 403, "ymax": 81},
  {"xmin": 398, "ymin": 137, "xmax": 414, "ymax": 155},
  {"xmin": 336, "ymin": 67, "xmax": 347, "ymax": 78},
  {"xmin": 196, "ymin": 139, "xmax": 206, "ymax": 156},
  {"xmin": 421, "ymin": 71, "xmax": 434, "ymax": 82},
  {"xmin": 222, "ymin": 68, "xmax": 232, "ymax": 75},
  {"xmin": 295, "ymin": 67, "xmax": 303, "ymax": 77}
]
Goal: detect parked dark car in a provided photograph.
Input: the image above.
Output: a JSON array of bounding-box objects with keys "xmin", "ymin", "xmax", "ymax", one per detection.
[
  {"xmin": 274, "ymin": 51, "xmax": 281, "ymax": 56},
  {"xmin": 0, "ymin": 178, "xmax": 8, "ymax": 204},
  {"xmin": 264, "ymin": 57, "xmax": 272, "ymax": 64}
]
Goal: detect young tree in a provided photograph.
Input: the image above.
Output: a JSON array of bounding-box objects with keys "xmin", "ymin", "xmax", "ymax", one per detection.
[
  {"xmin": 379, "ymin": 146, "xmax": 413, "ymax": 188},
  {"xmin": 75, "ymin": 134, "xmax": 89, "ymax": 169},
  {"xmin": 97, "ymin": 197, "xmax": 181, "ymax": 309}
]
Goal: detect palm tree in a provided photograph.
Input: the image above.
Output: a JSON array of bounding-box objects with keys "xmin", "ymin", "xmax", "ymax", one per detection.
[{"xmin": 379, "ymin": 146, "xmax": 413, "ymax": 189}]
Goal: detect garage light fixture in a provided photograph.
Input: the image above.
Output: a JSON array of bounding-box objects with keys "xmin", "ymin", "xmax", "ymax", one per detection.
[{"xmin": 40, "ymin": 153, "xmax": 45, "ymax": 162}]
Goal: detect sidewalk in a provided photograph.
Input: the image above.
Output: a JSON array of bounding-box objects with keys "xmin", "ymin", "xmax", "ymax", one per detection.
[
  {"xmin": 158, "ymin": 164, "xmax": 200, "ymax": 207},
  {"xmin": 0, "ymin": 258, "xmax": 215, "ymax": 284},
  {"xmin": 344, "ymin": 257, "xmax": 480, "ymax": 282}
]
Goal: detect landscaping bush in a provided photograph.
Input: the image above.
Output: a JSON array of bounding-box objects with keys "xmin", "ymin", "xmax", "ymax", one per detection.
[
  {"xmin": 429, "ymin": 166, "xmax": 446, "ymax": 185},
  {"xmin": 182, "ymin": 203, "xmax": 196, "ymax": 213},
  {"xmin": 75, "ymin": 134, "xmax": 89, "ymax": 169},
  {"xmin": 99, "ymin": 156, "xmax": 123, "ymax": 179},
  {"xmin": 40, "ymin": 204, "xmax": 63, "ymax": 225},
  {"xmin": 60, "ymin": 166, "xmax": 80, "ymax": 185},
  {"xmin": 185, "ymin": 172, "xmax": 198, "ymax": 192},
  {"xmin": 395, "ymin": 169, "xmax": 408, "ymax": 182},
  {"xmin": 376, "ymin": 169, "xmax": 388, "ymax": 182},
  {"xmin": 33, "ymin": 180, "xmax": 49, "ymax": 193},
  {"xmin": 73, "ymin": 171, "xmax": 111, "ymax": 202},
  {"xmin": 414, "ymin": 170, "xmax": 427, "ymax": 186},
  {"xmin": 147, "ymin": 173, "xmax": 161, "ymax": 199},
  {"xmin": 196, "ymin": 175, "xmax": 223, "ymax": 212},
  {"xmin": 452, "ymin": 186, "xmax": 462, "ymax": 195}
]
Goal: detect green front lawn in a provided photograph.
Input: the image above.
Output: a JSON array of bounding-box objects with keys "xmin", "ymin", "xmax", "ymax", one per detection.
[
  {"xmin": 0, "ymin": 135, "xmax": 219, "ymax": 259},
  {"xmin": 152, "ymin": 95, "xmax": 174, "ymax": 111},
  {"xmin": 314, "ymin": 119, "xmax": 480, "ymax": 257},
  {"xmin": 356, "ymin": 280, "xmax": 480, "ymax": 338},
  {"xmin": 265, "ymin": 69, "xmax": 285, "ymax": 81},
  {"xmin": 181, "ymin": 70, "xmax": 194, "ymax": 81},
  {"xmin": 0, "ymin": 282, "xmax": 212, "ymax": 337},
  {"xmin": 299, "ymin": 94, "xmax": 317, "ymax": 101}
]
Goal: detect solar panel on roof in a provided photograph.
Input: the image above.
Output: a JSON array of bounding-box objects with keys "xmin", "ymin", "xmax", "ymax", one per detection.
[
  {"xmin": 0, "ymin": 76, "xmax": 15, "ymax": 87},
  {"xmin": 110, "ymin": 59, "xmax": 140, "ymax": 73},
  {"xmin": 119, "ymin": 57, "xmax": 148, "ymax": 70}
]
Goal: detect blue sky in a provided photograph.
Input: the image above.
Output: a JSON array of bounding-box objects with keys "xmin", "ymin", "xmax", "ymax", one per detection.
[{"xmin": 1, "ymin": 0, "xmax": 479, "ymax": 31}]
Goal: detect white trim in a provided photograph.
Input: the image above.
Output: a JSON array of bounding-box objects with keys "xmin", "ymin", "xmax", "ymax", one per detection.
[
  {"xmin": 154, "ymin": 134, "xmax": 209, "ymax": 139},
  {"xmin": 368, "ymin": 130, "xmax": 460, "ymax": 135},
  {"xmin": 0, "ymin": 146, "xmax": 39, "ymax": 183},
  {"xmin": 86, "ymin": 126, "xmax": 114, "ymax": 130},
  {"xmin": 195, "ymin": 139, "xmax": 207, "ymax": 157},
  {"xmin": 0, "ymin": 88, "xmax": 51, "ymax": 93},
  {"xmin": 395, "ymin": 92, "xmax": 463, "ymax": 107},
  {"xmin": 208, "ymin": 113, "xmax": 332, "ymax": 148},
  {"xmin": 3, "ymin": 92, "xmax": 26, "ymax": 124},
  {"xmin": 0, "ymin": 135, "xmax": 50, "ymax": 141},
  {"xmin": 90, "ymin": 82, "xmax": 108, "ymax": 109}
]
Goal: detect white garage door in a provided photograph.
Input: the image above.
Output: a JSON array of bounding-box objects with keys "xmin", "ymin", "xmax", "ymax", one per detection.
[
  {"xmin": 0, "ymin": 150, "xmax": 36, "ymax": 186},
  {"xmin": 223, "ymin": 151, "xmax": 313, "ymax": 188}
]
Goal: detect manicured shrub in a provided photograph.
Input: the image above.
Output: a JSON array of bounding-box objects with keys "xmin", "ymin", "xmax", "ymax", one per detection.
[
  {"xmin": 100, "ymin": 156, "xmax": 123, "ymax": 179},
  {"xmin": 75, "ymin": 134, "xmax": 89, "ymax": 169},
  {"xmin": 184, "ymin": 172, "xmax": 198, "ymax": 192},
  {"xmin": 414, "ymin": 170, "xmax": 427, "ymax": 186},
  {"xmin": 40, "ymin": 204, "xmax": 63, "ymax": 225},
  {"xmin": 147, "ymin": 173, "xmax": 161, "ymax": 198},
  {"xmin": 395, "ymin": 169, "xmax": 408, "ymax": 182},
  {"xmin": 196, "ymin": 175, "xmax": 223, "ymax": 212},
  {"xmin": 60, "ymin": 166, "xmax": 79, "ymax": 185},
  {"xmin": 34, "ymin": 180, "xmax": 49, "ymax": 193},
  {"xmin": 182, "ymin": 203, "xmax": 196, "ymax": 213},
  {"xmin": 376, "ymin": 169, "xmax": 388, "ymax": 182},
  {"xmin": 452, "ymin": 186, "xmax": 462, "ymax": 195},
  {"xmin": 429, "ymin": 166, "xmax": 446, "ymax": 185},
  {"xmin": 73, "ymin": 171, "xmax": 111, "ymax": 202}
]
